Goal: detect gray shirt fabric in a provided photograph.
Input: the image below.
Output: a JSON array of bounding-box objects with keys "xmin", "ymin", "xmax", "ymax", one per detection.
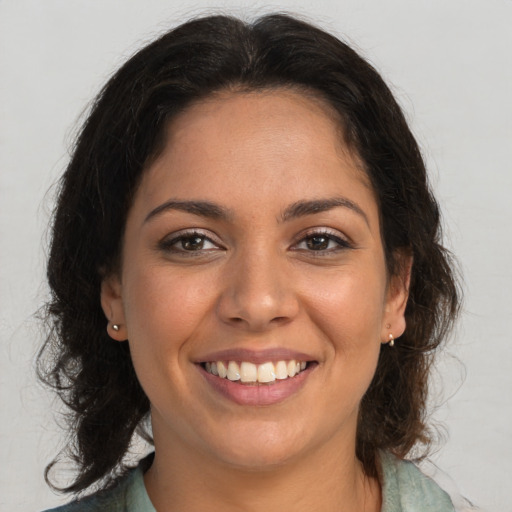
[{"xmin": 43, "ymin": 451, "xmax": 455, "ymax": 512}]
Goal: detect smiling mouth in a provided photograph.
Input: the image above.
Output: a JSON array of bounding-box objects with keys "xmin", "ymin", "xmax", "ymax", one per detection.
[{"xmin": 202, "ymin": 360, "xmax": 312, "ymax": 384}]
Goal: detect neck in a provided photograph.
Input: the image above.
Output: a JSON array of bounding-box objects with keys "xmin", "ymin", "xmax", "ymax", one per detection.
[{"xmin": 144, "ymin": 430, "xmax": 381, "ymax": 512}]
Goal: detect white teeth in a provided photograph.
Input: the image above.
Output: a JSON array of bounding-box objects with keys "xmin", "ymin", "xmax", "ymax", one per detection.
[
  {"xmin": 258, "ymin": 362, "xmax": 276, "ymax": 383},
  {"xmin": 227, "ymin": 361, "xmax": 241, "ymax": 381},
  {"xmin": 275, "ymin": 360, "xmax": 288, "ymax": 380},
  {"xmin": 240, "ymin": 362, "xmax": 258, "ymax": 383},
  {"xmin": 205, "ymin": 359, "xmax": 309, "ymax": 383},
  {"xmin": 217, "ymin": 361, "xmax": 227, "ymax": 378}
]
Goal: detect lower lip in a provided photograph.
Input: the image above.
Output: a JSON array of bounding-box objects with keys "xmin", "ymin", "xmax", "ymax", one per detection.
[{"xmin": 199, "ymin": 364, "xmax": 314, "ymax": 406}]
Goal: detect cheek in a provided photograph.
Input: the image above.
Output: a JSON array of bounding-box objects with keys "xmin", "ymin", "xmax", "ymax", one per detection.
[
  {"xmin": 302, "ymin": 262, "xmax": 388, "ymax": 344},
  {"xmin": 121, "ymin": 264, "xmax": 218, "ymax": 361},
  {"xmin": 119, "ymin": 265, "xmax": 220, "ymax": 414},
  {"xmin": 299, "ymin": 260, "xmax": 386, "ymax": 407}
]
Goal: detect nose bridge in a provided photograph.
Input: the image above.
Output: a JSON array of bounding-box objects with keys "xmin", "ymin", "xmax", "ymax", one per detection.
[{"xmin": 217, "ymin": 242, "xmax": 298, "ymax": 330}]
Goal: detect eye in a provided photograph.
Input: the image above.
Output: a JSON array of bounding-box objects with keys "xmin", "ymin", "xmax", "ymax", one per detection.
[
  {"xmin": 159, "ymin": 230, "xmax": 222, "ymax": 254},
  {"xmin": 293, "ymin": 229, "xmax": 351, "ymax": 253}
]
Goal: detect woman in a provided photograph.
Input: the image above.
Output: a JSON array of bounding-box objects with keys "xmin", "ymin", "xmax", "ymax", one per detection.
[{"xmin": 40, "ymin": 13, "xmax": 460, "ymax": 512}]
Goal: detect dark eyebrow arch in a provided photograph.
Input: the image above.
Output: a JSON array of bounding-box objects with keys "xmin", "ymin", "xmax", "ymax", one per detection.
[
  {"xmin": 144, "ymin": 200, "xmax": 232, "ymax": 224},
  {"xmin": 281, "ymin": 197, "xmax": 369, "ymax": 226}
]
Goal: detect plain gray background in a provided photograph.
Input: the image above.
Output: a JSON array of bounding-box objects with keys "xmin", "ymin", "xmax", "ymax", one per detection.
[{"xmin": 1, "ymin": 1, "xmax": 511, "ymax": 510}]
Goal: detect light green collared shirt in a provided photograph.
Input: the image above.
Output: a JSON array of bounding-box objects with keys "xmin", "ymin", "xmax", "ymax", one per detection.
[{"xmin": 44, "ymin": 451, "xmax": 455, "ymax": 512}]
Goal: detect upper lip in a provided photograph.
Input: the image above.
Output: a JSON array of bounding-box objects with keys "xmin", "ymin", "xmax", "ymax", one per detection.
[{"xmin": 195, "ymin": 348, "xmax": 317, "ymax": 365}]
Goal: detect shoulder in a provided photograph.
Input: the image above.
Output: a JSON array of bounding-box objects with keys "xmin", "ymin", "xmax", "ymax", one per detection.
[
  {"xmin": 380, "ymin": 451, "xmax": 455, "ymax": 512},
  {"xmin": 40, "ymin": 475, "xmax": 132, "ymax": 512},
  {"xmin": 40, "ymin": 457, "xmax": 155, "ymax": 512},
  {"xmin": 41, "ymin": 487, "xmax": 125, "ymax": 512}
]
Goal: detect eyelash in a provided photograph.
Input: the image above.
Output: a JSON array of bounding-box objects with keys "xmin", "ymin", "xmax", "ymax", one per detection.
[
  {"xmin": 158, "ymin": 228, "xmax": 352, "ymax": 256},
  {"xmin": 292, "ymin": 229, "xmax": 352, "ymax": 254},
  {"xmin": 158, "ymin": 230, "xmax": 222, "ymax": 255}
]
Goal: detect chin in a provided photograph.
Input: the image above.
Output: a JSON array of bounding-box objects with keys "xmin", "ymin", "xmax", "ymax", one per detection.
[{"xmin": 201, "ymin": 421, "xmax": 307, "ymax": 470}]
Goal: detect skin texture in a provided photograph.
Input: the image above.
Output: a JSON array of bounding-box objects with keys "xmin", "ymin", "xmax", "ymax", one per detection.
[{"xmin": 101, "ymin": 90, "xmax": 410, "ymax": 512}]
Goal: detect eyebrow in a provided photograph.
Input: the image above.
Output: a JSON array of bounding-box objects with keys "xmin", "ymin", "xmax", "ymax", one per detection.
[
  {"xmin": 144, "ymin": 196, "xmax": 369, "ymax": 226},
  {"xmin": 144, "ymin": 200, "xmax": 233, "ymax": 223},
  {"xmin": 281, "ymin": 197, "xmax": 369, "ymax": 226}
]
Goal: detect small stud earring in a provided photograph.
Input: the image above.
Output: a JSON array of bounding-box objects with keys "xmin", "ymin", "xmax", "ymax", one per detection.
[
  {"xmin": 112, "ymin": 324, "xmax": 120, "ymax": 332},
  {"xmin": 388, "ymin": 333, "xmax": 394, "ymax": 347}
]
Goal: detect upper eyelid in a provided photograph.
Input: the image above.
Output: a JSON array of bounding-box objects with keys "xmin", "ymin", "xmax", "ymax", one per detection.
[
  {"xmin": 159, "ymin": 229, "xmax": 224, "ymax": 249},
  {"xmin": 292, "ymin": 227, "xmax": 352, "ymax": 244},
  {"xmin": 163, "ymin": 228, "xmax": 221, "ymax": 241},
  {"xmin": 289, "ymin": 230, "xmax": 354, "ymax": 255}
]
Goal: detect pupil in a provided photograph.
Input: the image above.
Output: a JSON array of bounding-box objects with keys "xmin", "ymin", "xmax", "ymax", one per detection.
[
  {"xmin": 307, "ymin": 236, "xmax": 329, "ymax": 250},
  {"xmin": 183, "ymin": 236, "xmax": 204, "ymax": 250}
]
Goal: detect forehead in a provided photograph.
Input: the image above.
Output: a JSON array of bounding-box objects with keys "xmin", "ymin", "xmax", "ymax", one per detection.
[
  {"xmin": 133, "ymin": 89, "xmax": 376, "ymax": 224},
  {"xmin": 168, "ymin": 88, "xmax": 357, "ymax": 161}
]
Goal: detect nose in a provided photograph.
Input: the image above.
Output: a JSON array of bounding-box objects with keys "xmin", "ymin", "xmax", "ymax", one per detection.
[{"xmin": 216, "ymin": 248, "xmax": 300, "ymax": 331}]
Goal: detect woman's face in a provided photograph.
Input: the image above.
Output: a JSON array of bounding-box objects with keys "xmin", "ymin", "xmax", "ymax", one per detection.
[{"xmin": 102, "ymin": 89, "xmax": 409, "ymax": 469}]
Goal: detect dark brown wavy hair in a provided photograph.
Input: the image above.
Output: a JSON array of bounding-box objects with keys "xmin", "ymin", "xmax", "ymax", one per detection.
[{"xmin": 39, "ymin": 13, "xmax": 460, "ymax": 494}]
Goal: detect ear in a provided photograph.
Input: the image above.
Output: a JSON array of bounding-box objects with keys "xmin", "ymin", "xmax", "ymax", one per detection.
[
  {"xmin": 381, "ymin": 250, "xmax": 413, "ymax": 343},
  {"xmin": 101, "ymin": 273, "xmax": 127, "ymax": 341}
]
